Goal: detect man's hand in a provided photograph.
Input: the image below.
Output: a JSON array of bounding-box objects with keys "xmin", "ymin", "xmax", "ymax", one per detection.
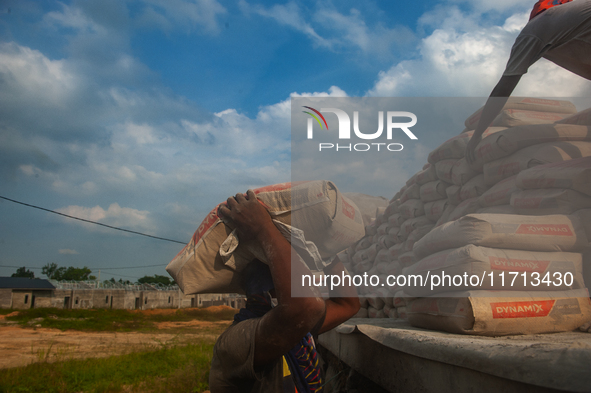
[
  {"xmin": 465, "ymin": 133, "xmax": 481, "ymax": 165},
  {"xmin": 217, "ymin": 190, "xmax": 275, "ymax": 242}
]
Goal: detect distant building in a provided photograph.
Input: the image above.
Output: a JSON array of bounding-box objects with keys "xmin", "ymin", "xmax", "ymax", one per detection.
[{"xmin": 0, "ymin": 277, "xmax": 245, "ymax": 310}]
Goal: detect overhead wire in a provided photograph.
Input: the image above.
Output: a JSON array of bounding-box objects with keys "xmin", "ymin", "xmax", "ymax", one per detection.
[{"xmin": 0, "ymin": 195, "xmax": 187, "ymax": 245}]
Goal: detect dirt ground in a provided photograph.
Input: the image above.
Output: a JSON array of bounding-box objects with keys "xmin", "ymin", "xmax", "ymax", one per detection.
[{"xmin": 0, "ymin": 310, "xmax": 231, "ymax": 369}]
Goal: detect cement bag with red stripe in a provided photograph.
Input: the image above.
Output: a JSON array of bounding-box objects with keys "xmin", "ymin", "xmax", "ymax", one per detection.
[
  {"xmin": 167, "ymin": 181, "xmax": 365, "ymax": 294},
  {"xmin": 402, "ymin": 245, "xmax": 585, "ymax": 296},
  {"xmin": 516, "ymin": 156, "xmax": 591, "ymax": 197},
  {"xmin": 464, "ymin": 97, "xmax": 576, "ymax": 130},
  {"xmin": 413, "ymin": 213, "xmax": 587, "ymax": 260},
  {"xmin": 407, "ymin": 289, "xmax": 591, "ymax": 336}
]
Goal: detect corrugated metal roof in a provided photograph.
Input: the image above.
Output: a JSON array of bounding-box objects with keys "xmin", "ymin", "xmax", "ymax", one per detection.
[{"xmin": 0, "ymin": 277, "xmax": 56, "ymax": 290}]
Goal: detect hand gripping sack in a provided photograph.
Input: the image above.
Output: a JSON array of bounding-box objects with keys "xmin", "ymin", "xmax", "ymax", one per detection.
[{"xmin": 167, "ymin": 181, "xmax": 365, "ymax": 294}]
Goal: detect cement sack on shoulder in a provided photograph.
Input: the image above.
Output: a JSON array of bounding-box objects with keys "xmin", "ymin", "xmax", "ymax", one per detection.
[
  {"xmin": 420, "ymin": 180, "xmax": 449, "ymax": 202},
  {"xmin": 464, "ymin": 98, "xmax": 577, "ymax": 130},
  {"xmin": 478, "ymin": 175, "xmax": 518, "ymax": 207},
  {"xmin": 435, "ymin": 159, "xmax": 458, "ymax": 184},
  {"xmin": 511, "ymin": 189, "xmax": 591, "ymax": 215},
  {"xmin": 400, "ymin": 216, "xmax": 432, "ymax": 238},
  {"xmin": 557, "ymin": 107, "xmax": 591, "ymax": 125},
  {"xmin": 400, "ymin": 183, "xmax": 421, "ymax": 203},
  {"xmin": 399, "ymin": 251, "xmax": 417, "ymax": 267},
  {"xmin": 435, "ymin": 204, "xmax": 456, "ymax": 227},
  {"xmin": 407, "ymin": 289, "xmax": 591, "ymax": 336},
  {"xmin": 516, "ymin": 156, "xmax": 591, "ymax": 197},
  {"xmin": 459, "ymin": 174, "xmax": 488, "ymax": 201},
  {"xmin": 344, "ymin": 192, "xmax": 389, "ymax": 227},
  {"xmin": 446, "ymin": 184, "xmax": 463, "ymax": 206},
  {"xmin": 416, "ymin": 164, "xmax": 438, "ymax": 185},
  {"xmin": 477, "ymin": 205, "xmax": 518, "ymax": 215},
  {"xmin": 167, "ymin": 181, "xmax": 365, "ymax": 294},
  {"xmin": 399, "ymin": 198, "xmax": 425, "ymax": 219},
  {"xmin": 483, "ymin": 141, "xmax": 591, "ymax": 186},
  {"xmin": 413, "ymin": 213, "xmax": 587, "ymax": 260},
  {"xmin": 428, "ymin": 128, "xmax": 507, "ymax": 164},
  {"xmin": 447, "ymin": 197, "xmax": 481, "ymax": 222},
  {"xmin": 424, "ymin": 199, "xmax": 449, "ymax": 222},
  {"xmin": 475, "ymin": 124, "xmax": 591, "ymax": 164},
  {"xmin": 405, "ymin": 224, "xmax": 435, "ymax": 252},
  {"xmin": 403, "ymin": 245, "xmax": 584, "ymax": 297}
]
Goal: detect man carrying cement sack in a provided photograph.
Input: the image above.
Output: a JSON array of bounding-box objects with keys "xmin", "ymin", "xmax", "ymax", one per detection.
[
  {"xmin": 466, "ymin": 0, "xmax": 591, "ymax": 164},
  {"xmin": 209, "ymin": 190, "xmax": 360, "ymax": 392}
]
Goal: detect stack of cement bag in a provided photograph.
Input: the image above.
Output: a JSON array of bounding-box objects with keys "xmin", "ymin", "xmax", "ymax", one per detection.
[{"xmin": 343, "ymin": 98, "xmax": 591, "ymax": 335}]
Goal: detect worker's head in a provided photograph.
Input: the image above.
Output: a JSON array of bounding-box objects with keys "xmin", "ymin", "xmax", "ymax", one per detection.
[{"xmin": 240, "ymin": 259, "xmax": 274, "ymax": 296}]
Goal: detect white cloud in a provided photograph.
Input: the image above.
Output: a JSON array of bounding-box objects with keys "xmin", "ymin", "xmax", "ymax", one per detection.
[
  {"xmin": 56, "ymin": 203, "xmax": 155, "ymax": 233},
  {"xmin": 136, "ymin": 0, "xmax": 227, "ymax": 34},
  {"xmin": 368, "ymin": 9, "xmax": 591, "ymax": 98}
]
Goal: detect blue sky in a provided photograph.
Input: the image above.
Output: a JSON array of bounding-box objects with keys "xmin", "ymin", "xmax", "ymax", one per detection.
[{"xmin": 1, "ymin": 0, "xmax": 590, "ymax": 283}]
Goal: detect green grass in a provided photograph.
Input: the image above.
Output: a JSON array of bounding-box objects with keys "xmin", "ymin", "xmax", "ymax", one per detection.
[
  {"xmin": 4, "ymin": 307, "xmax": 236, "ymax": 332},
  {"xmin": 0, "ymin": 341, "xmax": 215, "ymax": 393}
]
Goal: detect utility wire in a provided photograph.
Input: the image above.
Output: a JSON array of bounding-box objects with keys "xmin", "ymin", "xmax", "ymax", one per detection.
[{"xmin": 0, "ymin": 195, "xmax": 186, "ymax": 245}]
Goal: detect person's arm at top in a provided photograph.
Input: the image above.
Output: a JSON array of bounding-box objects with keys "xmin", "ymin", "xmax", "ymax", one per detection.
[
  {"xmin": 218, "ymin": 190, "xmax": 326, "ymax": 367},
  {"xmin": 465, "ymin": 74, "xmax": 522, "ymax": 164},
  {"xmin": 311, "ymin": 257, "xmax": 360, "ymax": 335}
]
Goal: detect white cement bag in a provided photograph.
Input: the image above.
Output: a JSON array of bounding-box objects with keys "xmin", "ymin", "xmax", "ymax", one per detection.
[
  {"xmin": 405, "ymin": 225, "xmax": 436, "ymax": 253},
  {"xmin": 399, "ymin": 198, "xmax": 425, "ymax": 219},
  {"xmin": 424, "ymin": 199, "xmax": 449, "ymax": 223},
  {"xmin": 483, "ymin": 141, "xmax": 591, "ymax": 186},
  {"xmin": 557, "ymin": 107, "xmax": 591, "ymax": 125},
  {"xmin": 511, "ymin": 189, "xmax": 591, "ymax": 215},
  {"xmin": 516, "ymin": 156, "xmax": 591, "ymax": 197},
  {"xmin": 447, "ymin": 197, "xmax": 481, "ymax": 222},
  {"xmin": 477, "ymin": 205, "xmax": 518, "ymax": 215},
  {"xmin": 407, "ymin": 289, "xmax": 591, "ymax": 336},
  {"xmin": 400, "ymin": 216, "xmax": 433, "ymax": 238},
  {"xmin": 399, "ymin": 251, "xmax": 417, "ymax": 268},
  {"xmin": 475, "ymin": 124, "xmax": 591, "ymax": 164},
  {"xmin": 344, "ymin": 192, "xmax": 390, "ymax": 227},
  {"xmin": 451, "ymin": 158, "xmax": 480, "ymax": 186},
  {"xmin": 413, "ymin": 213, "xmax": 587, "ymax": 260},
  {"xmin": 478, "ymin": 175, "xmax": 518, "ymax": 207},
  {"xmin": 416, "ymin": 164, "xmax": 438, "ymax": 185},
  {"xmin": 459, "ymin": 174, "xmax": 488, "ymax": 201},
  {"xmin": 435, "ymin": 159, "xmax": 458, "ymax": 184},
  {"xmin": 388, "ymin": 213, "xmax": 406, "ymax": 228},
  {"xmin": 464, "ymin": 98, "xmax": 577, "ymax": 130},
  {"xmin": 167, "ymin": 181, "xmax": 365, "ymax": 294},
  {"xmin": 435, "ymin": 204, "xmax": 456, "ymax": 227},
  {"xmin": 403, "ymin": 245, "xmax": 585, "ymax": 296},
  {"xmin": 376, "ymin": 260, "xmax": 401, "ymax": 275},
  {"xmin": 420, "ymin": 180, "xmax": 449, "ymax": 202},
  {"xmin": 428, "ymin": 128, "xmax": 507, "ymax": 164},
  {"xmin": 446, "ymin": 185, "xmax": 463, "ymax": 206},
  {"xmin": 400, "ymin": 183, "xmax": 421, "ymax": 203}
]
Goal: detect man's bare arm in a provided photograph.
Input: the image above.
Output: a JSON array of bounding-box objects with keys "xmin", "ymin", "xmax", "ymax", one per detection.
[{"xmin": 218, "ymin": 190, "xmax": 326, "ymax": 367}]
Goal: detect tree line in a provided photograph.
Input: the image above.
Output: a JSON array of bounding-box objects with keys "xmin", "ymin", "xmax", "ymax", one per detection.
[{"xmin": 11, "ymin": 264, "xmax": 174, "ymax": 286}]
